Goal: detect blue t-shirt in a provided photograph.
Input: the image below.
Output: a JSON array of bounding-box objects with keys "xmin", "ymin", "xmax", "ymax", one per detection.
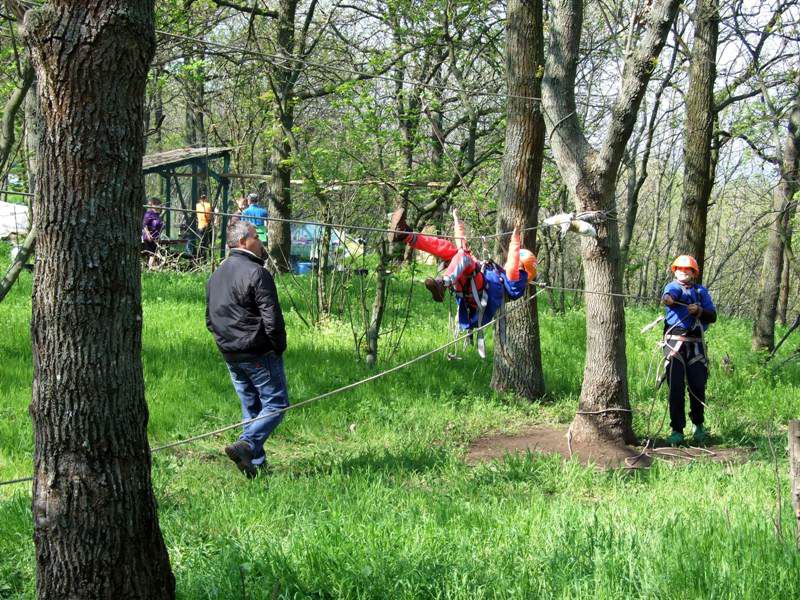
[
  {"xmin": 662, "ymin": 280, "xmax": 716, "ymax": 332},
  {"xmin": 456, "ymin": 265, "xmax": 528, "ymax": 330},
  {"xmin": 241, "ymin": 204, "xmax": 268, "ymax": 226}
]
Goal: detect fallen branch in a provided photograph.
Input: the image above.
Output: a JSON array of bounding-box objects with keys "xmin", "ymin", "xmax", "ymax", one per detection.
[{"xmin": 0, "ymin": 223, "xmax": 35, "ymax": 303}]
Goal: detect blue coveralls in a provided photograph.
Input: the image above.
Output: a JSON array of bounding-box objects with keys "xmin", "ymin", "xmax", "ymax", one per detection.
[{"xmin": 662, "ymin": 281, "xmax": 717, "ymax": 433}]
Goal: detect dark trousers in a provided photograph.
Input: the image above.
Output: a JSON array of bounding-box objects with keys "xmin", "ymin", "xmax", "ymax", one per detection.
[{"xmin": 665, "ymin": 341, "xmax": 707, "ymax": 432}]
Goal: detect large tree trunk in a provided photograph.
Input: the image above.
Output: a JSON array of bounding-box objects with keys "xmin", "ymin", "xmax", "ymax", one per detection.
[
  {"xmin": 753, "ymin": 102, "xmax": 800, "ymax": 351},
  {"xmin": 24, "ymin": 2, "xmax": 175, "ymax": 598},
  {"xmin": 490, "ymin": 0, "xmax": 545, "ymax": 400},
  {"xmin": 266, "ymin": 0, "xmax": 297, "ymax": 272},
  {"xmin": 675, "ymin": 0, "xmax": 718, "ymax": 278},
  {"xmin": 569, "ymin": 176, "xmax": 632, "ymax": 443},
  {"xmin": 542, "ymin": 0, "xmax": 679, "ymax": 445}
]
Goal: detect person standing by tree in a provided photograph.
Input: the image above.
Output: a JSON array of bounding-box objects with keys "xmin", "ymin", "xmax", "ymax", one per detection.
[
  {"xmin": 142, "ymin": 197, "xmax": 164, "ymax": 269},
  {"xmin": 241, "ymin": 192, "xmax": 269, "ymax": 226},
  {"xmin": 196, "ymin": 193, "xmax": 213, "ymax": 258},
  {"xmin": 241, "ymin": 192, "xmax": 269, "ymax": 241},
  {"xmin": 206, "ymin": 221, "xmax": 288, "ymax": 478},
  {"xmin": 661, "ymin": 255, "xmax": 717, "ymax": 446}
]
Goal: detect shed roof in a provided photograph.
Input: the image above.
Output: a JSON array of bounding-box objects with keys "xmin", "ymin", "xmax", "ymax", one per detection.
[{"xmin": 142, "ymin": 147, "xmax": 232, "ymax": 174}]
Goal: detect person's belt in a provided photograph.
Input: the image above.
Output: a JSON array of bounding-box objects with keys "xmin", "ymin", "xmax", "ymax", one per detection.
[
  {"xmin": 664, "ymin": 334, "xmax": 701, "ymax": 343},
  {"xmin": 222, "ymin": 348, "xmax": 277, "ymax": 362}
]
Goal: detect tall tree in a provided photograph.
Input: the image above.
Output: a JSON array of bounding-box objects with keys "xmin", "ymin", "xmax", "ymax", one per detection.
[
  {"xmin": 265, "ymin": 0, "xmax": 298, "ymax": 271},
  {"xmin": 542, "ymin": 0, "xmax": 680, "ymax": 445},
  {"xmin": 752, "ymin": 96, "xmax": 800, "ymax": 351},
  {"xmin": 490, "ymin": 0, "xmax": 545, "ymax": 399},
  {"xmin": 675, "ymin": 0, "xmax": 718, "ymax": 278},
  {"xmin": 23, "ymin": 0, "xmax": 175, "ymax": 597}
]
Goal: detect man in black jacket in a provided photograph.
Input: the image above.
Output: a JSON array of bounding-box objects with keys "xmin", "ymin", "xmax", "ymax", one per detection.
[{"xmin": 206, "ymin": 221, "xmax": 288, "ymax": 478}]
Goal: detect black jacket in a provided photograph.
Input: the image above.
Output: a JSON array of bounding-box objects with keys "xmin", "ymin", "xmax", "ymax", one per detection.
[{"xmin": 206, "ymin": 249, "xmax": 287, "ymax": 360}]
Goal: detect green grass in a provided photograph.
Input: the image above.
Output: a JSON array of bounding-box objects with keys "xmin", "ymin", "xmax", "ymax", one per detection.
[{"xmin": 1, "ymin": 246, "xmax": 799, "ymax": 599}]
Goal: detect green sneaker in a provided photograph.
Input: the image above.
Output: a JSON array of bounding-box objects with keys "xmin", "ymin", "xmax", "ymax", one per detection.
[
  {"xmin": 692, "ymin": 425, "xmax": 709, "ymax": 445},
  {"xmin": 666, "ymin": 431, "xmax": 685, "ymax": 447}
]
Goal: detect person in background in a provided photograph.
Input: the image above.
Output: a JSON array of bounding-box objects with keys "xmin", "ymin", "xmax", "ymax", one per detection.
[
  {"xmin": 241, "ymin": 192, "xmax": 269, "ymax": 227},
  {"xmin": 141, "ymin": 197, "xmax": 164, "ymax": 269},
  {"xmin": 230, "ymin": 196, "xmax": 249, "ymax": 223},
  {"xmin": 206, "ymin": 220, "xmax": 288, "ymax": 479},
  {"xmin": 661, "ymin": 255, "xmax": 717, "ymax": 446},
  {"xmin": 196, "ymin": 193, "xmax": 213, "ymax": 258}
]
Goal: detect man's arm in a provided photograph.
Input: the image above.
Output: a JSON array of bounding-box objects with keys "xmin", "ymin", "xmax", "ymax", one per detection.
[
  {"xmin": 661, "ymin": 283, "xmax": 680, "ymax": 306},
  {"xmin": 253, "ymin": 269, "xmax": 287, "ymax": 354},
  {"xmin": 697, "ymin": 287, "xmax": 717, "ymax": 324}
]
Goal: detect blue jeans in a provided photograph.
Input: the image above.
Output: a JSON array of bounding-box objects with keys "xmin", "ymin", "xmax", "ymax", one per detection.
[{"xmin": 225, "ymin": 352, "xmax": 289, "ymax": 465}]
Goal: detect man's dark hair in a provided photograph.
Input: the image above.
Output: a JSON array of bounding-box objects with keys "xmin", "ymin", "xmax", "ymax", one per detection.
[
  {"xmin": 148, "ymin": 197, "xmax": 161, "ymax": 205},
  {"xmin": 227, "ymin": 220, "xmax": 253, "ymax": 249}
]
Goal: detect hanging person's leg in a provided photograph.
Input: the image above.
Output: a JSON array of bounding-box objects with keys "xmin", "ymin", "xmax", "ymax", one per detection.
[
  {"xmin": 503, "ymin": 227, "xmax": 521, "ymax": 281},
  {"xmin": 388, "ymin": 207, "xmax": 461, "ymax": 302},
  {"xmin": 388, "ymin": 207, "xmax": 459, "ymax": 260}
]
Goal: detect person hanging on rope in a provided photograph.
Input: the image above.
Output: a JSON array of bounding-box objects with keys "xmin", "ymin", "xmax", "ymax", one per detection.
[
  {"xmin": 388, "ymin": 207, "xmax": 537, "ymax": 357},
  {"xmin": 661, "ymin": 255, "xmax": 717, "ymax": 446}
]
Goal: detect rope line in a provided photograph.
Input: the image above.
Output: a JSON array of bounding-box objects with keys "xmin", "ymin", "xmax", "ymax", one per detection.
[
  {"xmin": 0, "ymin": 287, "xmax": 548, "ymax": 488},
  {"xmin": 537, "ymin": 283, "xmax": 694, "ymax": 306},
  {"xmin": 153, "ymin": 204, "xmax": 552, "ymax": 242}
]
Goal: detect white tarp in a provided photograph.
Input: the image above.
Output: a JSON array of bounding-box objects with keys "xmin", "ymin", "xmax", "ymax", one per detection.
[{"xmin": 0, "ymin": 201, "xmax": 29, "ymax": 239}]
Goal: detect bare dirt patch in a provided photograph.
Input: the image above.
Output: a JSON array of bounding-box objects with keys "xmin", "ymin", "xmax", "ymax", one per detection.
[{"xmin": 465, "ymin": 425, "xmax": 751, "ymax": 470}]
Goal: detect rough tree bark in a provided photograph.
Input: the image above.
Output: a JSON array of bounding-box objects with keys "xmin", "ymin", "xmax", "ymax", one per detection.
[
  {"xmin": 675, "ymin": 0, "xmax": 719, "ymax": 278},
  {"xmin": 542, "ymin": 0, "xmax": 680, "ymax": 445},
  {"xmin": 752, "ymin": 100, "xmax": 800, "ymax": 351},
  {"xmin": 266, "ymin": 0, "xmax": 298, "ymax": 272},
  {"xmin": 23, "ymin": 1, "xmax": 175, "ymax": 597},
  {"xmin": 490, "ymin": 0, "xmax": 545, "ymax": 399}
]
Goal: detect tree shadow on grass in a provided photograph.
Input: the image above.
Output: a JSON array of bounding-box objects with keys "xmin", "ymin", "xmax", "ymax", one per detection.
[{"xmin": 286, "ymin": 444, "xmax": 453, "ymax": 480}]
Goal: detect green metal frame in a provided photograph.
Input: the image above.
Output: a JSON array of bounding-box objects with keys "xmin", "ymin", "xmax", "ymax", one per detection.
[{"xmin": 143, "ymin": 148, "xmax": 231, "ymax": 256}]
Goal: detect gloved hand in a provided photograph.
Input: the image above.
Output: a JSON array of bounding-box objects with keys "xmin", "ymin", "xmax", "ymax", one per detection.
[
  {"xmin": 687, "ymin": 303, "xmax": 702, "ymax": 316},
  {"xmin": 662, "ymin": 294, "xmax": 675, "ymax": 307}
]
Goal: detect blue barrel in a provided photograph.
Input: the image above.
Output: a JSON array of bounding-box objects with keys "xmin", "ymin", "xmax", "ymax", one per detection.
[{"xmin": 295, "ymin": 262, "xmax": 313, "ymax": 275}]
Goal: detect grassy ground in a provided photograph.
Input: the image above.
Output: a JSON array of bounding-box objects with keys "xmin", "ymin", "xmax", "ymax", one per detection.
[{"xmin": 1, "ymin": 250, "xmax": 799, "ymax": 599}]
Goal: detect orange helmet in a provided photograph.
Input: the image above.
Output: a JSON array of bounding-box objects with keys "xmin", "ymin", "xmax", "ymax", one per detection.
[
  {"xmin": 519, "ymin": 249, "xmax": 537, "ymax": 281},
  {"xmin": 671, "ymin": 255, "xmax": 699, "ymax": 274}
]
